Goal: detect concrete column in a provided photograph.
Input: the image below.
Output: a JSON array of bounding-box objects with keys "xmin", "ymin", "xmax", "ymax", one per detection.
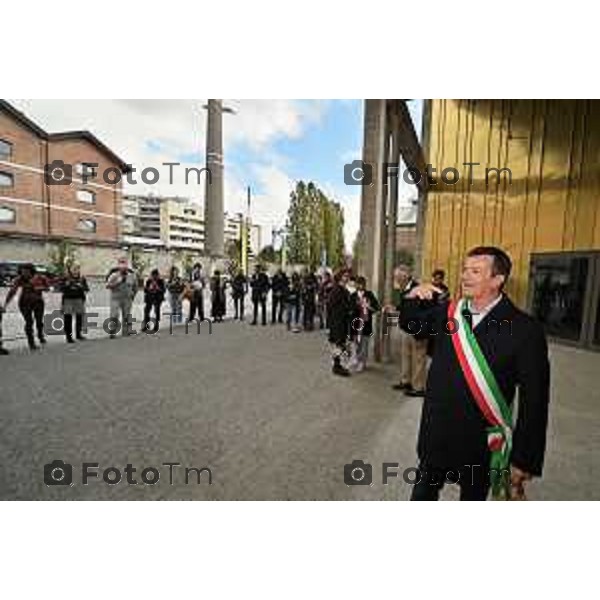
[
  {"xmin": 358, "ymin": 100, "xmax": 387, "ymax": 286},
  {"xmin": 358, "ymin": 100, "xmax": 389, "ymax": 362},
  {"xmin": 205, "ymin": 99, "xmax": 225, "ymax": 258},
  {"xmin": 383, "ymin": 110, "xmax": 401, "ymax": 362}
]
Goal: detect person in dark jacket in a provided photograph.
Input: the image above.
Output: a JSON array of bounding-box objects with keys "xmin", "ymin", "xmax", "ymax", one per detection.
[
  {"xmin": 60, "ymin": 264, "xmax": 89, "ymax": 343},
  {"xmin": 317, "ymin": 271, "xmax": 333, "ymax": 329},
  {"xmin": 250, "ymin": 265, "xmax": 270, "ymax": 326},
  {"xmin": 143, "ymin": 269, "xmax": 166, "ymax": 332},
  {"xmin": 401, "ymin": 246, "xmax": 550, "ymax": 501},
  {"xmin": 231, "ymin": 269, "xmax": 248, "ymax": 320},
  {"xmin": 2, "ymin": 263, "xmax": 49, "ymax": 350},
  {"xmin": 349, "ymin": 276, "xmax": 380, "ymax": 372},
  {"xmin": 301, "ymin": 270, "xmax": 319, "ymax": 331},
  {"xmin": 285, "ymin": 272, "xmax": 302, "ymax": 332},
  {"xmin": 210, "ymin": 270, "xmax": 227, "ymax": 322},
  {"xmin": 270, "ymin": 269, "xmax": 289, "ymax": 324},
  {"xmin": 327, "ymin": 269, "xmax": 352, "ymax": 376}
]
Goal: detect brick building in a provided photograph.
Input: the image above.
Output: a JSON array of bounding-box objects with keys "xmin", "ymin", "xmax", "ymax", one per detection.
[{"xmin": 0, "ymin": 100, "xmax": 129, "ymax": 245}]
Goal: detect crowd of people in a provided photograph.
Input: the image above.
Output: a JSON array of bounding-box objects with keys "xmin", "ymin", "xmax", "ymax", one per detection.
[
  {"xmin": 0, "ymin": 255, "xmax": 451, "ymax": 381},
  {"xmin": 0, "ymin": 258, "xmax": 390, "ymax": 376}
]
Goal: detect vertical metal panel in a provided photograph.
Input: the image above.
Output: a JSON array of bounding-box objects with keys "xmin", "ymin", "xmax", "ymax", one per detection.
[{"xmin": 423, "ymin": 99, "xmax": 600, "ymax": 309}]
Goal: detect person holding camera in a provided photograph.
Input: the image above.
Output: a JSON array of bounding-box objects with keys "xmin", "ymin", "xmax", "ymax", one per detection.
[
  {"xmin": 142, "ymin": 268, "xmax": 166, "ymax": 332},
  {"xmin": 106, "ymin": 258, "xmax": 138, "ymax": 339},
  {"xmin": 3, "ymin": 263, "xmax": 49, "ymax": 350},
  {"xmin": 60, "ymin": 264, "xmax": 89, "ymax": 343}
]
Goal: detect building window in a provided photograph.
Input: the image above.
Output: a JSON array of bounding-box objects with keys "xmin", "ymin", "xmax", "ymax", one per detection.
[
  {"xmin": 76, "ymin": 163, "xmax": 98, "ymax": 180},
  {"xmin": 77, "ymin": 190, "xmax": 96, "ymax": 204},
  {"xmin": 77, "ymin": 218, "xmax": 97, "ymax": 233},
  {"xmin": 0, "ymin": 139, "xmax": 12, "ymax": 161},
  {"xmin": 0, "ymin": 171, "xmax": 14, "ymax": 187},
  {"xmin": 0, "ymin": 206, "xmax": 16, "ymax": 224}
]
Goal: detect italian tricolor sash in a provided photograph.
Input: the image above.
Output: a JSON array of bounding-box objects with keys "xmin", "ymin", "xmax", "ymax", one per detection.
[{"xmin": 448, "ymin": 298, "xmax": 513, "ymax": 499}]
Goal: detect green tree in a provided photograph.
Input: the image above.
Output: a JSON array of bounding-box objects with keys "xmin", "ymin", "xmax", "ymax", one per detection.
[
  {"xmin": 286, "ymin": 181, "xmax": 345, "ymax": 269},
  {"xmin": 48, "ymin": 239, "xmax": 78, "ymax": 276},
  {"xmin": 258, "ymin": 245, "xmax": 278, "ymax": 264},
  {"xmin": 225, "ymin": 238, "xmax": 241, "ymax": 262}
]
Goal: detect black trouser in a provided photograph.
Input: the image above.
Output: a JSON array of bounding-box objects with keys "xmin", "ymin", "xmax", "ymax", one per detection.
[
  {"xmin": 233, "ymin": 294, "xmax": 245, "ymax": 319},
  {"xmin": 189, "ymin": 291, "xmax": 204, "ymax": 322},
  {"xmin": 303, "ymin": 301, "xmax": 316, "ymax": 330},
  {"xmin": 410, "ymin": 465, "xmax": 490, "ymax": 501},
  {"xmin": 143, "ymin": 301, "xmax": 162, "ymax": 332},
  {"xmin": 271, "ymin": 294, "xmax": 284, "ymax": 323},
  {"xmin": 19, "ymin": 300, "xmax": 45, "ymax": 347},
  {"xmin": 252, "ymin": 296, "xmax": 267, "ymax": 325},
  {"xmin": 64, "ymin": 313, "xmax": 84, "ymax": 340}
]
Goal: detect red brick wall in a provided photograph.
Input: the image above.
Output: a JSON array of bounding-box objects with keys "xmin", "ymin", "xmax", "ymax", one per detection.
[
  {"xmin": 47, "ymin": 138, "xmax": 123, "ymax": 243},
  {"xmin": 0, "ymin": 112, "xmax": 47, "ymax": 237}
]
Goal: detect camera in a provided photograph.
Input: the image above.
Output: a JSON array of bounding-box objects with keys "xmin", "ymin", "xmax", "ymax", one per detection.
[
  {"xmin": 43, "ymin": 310, "xmax": 65, "ymax": 336},
  {"xmin": 344, "ymin": 460, "xmax": 373, "ymax": 486},
  {"xmin": 44, "ymin": 460, "xmax": 73, "ymax": 486},
  {"xmin": 44, "ymin": 160, "xmax": 73, "ymax": 186},
  {"xmin": 344, "ymin": 160, "xmax": 373, "ymax": 186}
]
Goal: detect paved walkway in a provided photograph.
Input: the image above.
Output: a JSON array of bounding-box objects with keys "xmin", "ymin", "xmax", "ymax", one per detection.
[{"xmin": 0, "ymin": 318, "xmax": 598, "ymax": 500}]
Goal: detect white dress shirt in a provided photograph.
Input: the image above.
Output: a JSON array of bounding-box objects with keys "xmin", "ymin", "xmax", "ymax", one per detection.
[{"xmin": 469, "ymin": 294, "xmax": 503, "ymax": 329}]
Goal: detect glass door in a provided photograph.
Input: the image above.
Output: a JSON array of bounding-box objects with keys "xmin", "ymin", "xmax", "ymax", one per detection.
[{"xmin": 529, "ymin": 253, "xmax": 591, "ymax": 344}]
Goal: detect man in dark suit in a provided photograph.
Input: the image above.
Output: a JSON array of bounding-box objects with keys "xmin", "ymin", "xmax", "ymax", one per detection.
[
  {"xmin": 250, "ymin": 265, "xmax": 270, "ymax": 326},
  {"xmin": 401, "ymin": 246, "xmax": 550, "ymax": 501}
]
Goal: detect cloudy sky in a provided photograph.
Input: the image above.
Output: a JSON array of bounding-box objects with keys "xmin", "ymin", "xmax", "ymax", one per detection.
[{"xmin": 9, "ymin": 99, "xmax": 422, "ymax": 249}]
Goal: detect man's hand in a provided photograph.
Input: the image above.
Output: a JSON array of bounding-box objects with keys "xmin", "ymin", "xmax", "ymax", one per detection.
[
  {"xmin": 510, "ymin": 466, "xmax": 532, "ymax": 500},
  {"xmin": 406, "ymin": 283, "xmax": 444, "ymax": 300}
]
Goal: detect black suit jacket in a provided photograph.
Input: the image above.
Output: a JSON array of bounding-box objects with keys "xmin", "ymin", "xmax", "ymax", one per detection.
[{"xmin": 400, "ymin": 295, "xmax": 551, "ymax": 476}]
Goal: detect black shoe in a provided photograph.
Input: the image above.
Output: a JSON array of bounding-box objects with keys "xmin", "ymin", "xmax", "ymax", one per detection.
[
  {"xmin": 0, "ymin": 347, "xmax": 9, "ymax": 355},
  {"xmin": 29, "ymin": 343, "xmax": 39, "ymax": 351},
  {"xmin": 251, "ymin": 321, "xmax": 257, "ymax": 326},
  {"xmin": 332, "ymin": 363, "xmax": 351, "ymax": 377},
  {"xmin": 39, "ymin": 337, "xmax": 47, "ymax": 345},
  {"xmin": 392, "ymin": 382, "xmax": 412, "ymax": 392},
  {"xmin": 405, "ymin": 389, "xmax": 426, "ymax": 398},
  {"xmin": 66, "ymin": 337, "xmax": 75, "ymax": 344},
  {"xmin": 76, "ymin": 335, "xmax": 86, "ymax": 341}
]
